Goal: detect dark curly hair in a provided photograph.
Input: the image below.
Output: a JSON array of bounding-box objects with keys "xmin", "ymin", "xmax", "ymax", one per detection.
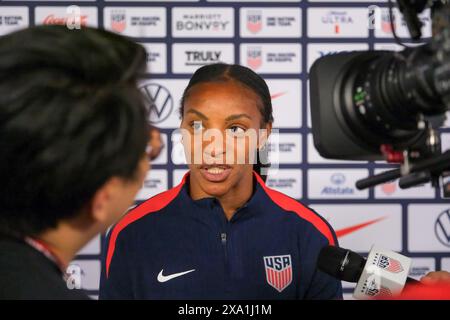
[{"xmin": 0, "ymin": 25, "xmax": 149, "ymax": 237}]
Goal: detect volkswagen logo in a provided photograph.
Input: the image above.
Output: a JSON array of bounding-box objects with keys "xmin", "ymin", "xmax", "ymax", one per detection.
[
  {"xmin": 140, "ymin": 83, "xmax": 173, "ymax": 124},
  {"xmin": 434, "ymin": 209, "xmax": 450, "ymax": 248}
]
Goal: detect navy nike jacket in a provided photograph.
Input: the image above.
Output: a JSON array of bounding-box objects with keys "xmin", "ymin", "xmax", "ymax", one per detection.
[{"xmin": 99, "ymin": 172, "xmax": 342, "ymax": 300}]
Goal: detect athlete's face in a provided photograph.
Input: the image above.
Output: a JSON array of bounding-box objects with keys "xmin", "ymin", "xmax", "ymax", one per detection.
[{"xmin": 180, "ymin": 81, "xmax": 270, "ymax": 198}]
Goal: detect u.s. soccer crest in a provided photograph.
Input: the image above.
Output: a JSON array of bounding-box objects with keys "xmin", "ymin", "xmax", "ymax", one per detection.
[
  {"xmin": 111, "ymin": 10, "xmax": 126, "ymax": 33},
  {"xmin": 381, "ymin": 11, "xmax": 396, "ymax": 34},
  {"xmin": 247, "ymin": 11, "xmax": 262, "ymax": 34},
  {"xmin": 247, "ymin": 47, "xmax": 262, "ymax": 70},
  {"xmin": 263, "ymin": 255, "xmax": 293, "ymax": 292},
  {"xmin": 376, "ymin": 254, "xmax": 404, "ymax": 273}
]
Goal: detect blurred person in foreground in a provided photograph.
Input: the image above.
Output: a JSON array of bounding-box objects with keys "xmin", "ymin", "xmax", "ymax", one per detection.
[{"xmin": 0, "ymin": 25, "xmax": 150, "ymax": 299}]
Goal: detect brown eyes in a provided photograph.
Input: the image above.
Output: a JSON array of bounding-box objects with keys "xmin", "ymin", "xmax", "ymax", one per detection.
[
  {"xmin": 189, "ymin": 122, "xmax": 247, "ymax": 136},
  {"xmin": 228, "ymin": 126, "xmax": 246, "ymax": 136}
]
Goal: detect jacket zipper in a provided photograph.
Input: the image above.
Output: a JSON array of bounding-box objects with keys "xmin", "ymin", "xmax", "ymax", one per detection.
[{"xmin": 221, "ymin": 232, "xmax": 227, "ymax": 260}]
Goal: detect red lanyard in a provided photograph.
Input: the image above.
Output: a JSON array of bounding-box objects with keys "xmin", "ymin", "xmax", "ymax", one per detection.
[{"xmin": 24, "ymin": 237, "xmax": 66, "ymax": 273}]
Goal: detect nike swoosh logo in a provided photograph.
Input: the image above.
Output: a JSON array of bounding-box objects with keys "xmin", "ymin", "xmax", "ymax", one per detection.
[
  {"xmin": 157, "ymin": 269, "xmax": 196, "ymax": 283},
  {"xmin": 335, "ymin": 217, "xmax": 387, "ymax": 238},
  {"xmin": 270, "ymin": 92, "xmax": 287, "ymax": 100}
]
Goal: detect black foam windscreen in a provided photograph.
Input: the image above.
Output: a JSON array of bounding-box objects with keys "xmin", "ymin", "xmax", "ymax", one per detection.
[{"xmin": 317, "ymin": 246, "xmax": 367, "ymax": 283}]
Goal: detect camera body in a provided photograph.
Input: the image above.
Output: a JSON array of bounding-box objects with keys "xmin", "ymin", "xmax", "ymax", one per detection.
[
  {"xmin": 309, "ymin": 0, "xmax": 450, "ymax": 190},
  {"xmin": 309, "ymin": 51, "xmax": 410, "ymax": 161}
]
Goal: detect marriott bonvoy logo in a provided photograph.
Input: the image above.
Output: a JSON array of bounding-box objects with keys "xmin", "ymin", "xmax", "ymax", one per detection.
[{"xmin": 172, "ymin": 7, "xmax": 234, "ymax": 38}]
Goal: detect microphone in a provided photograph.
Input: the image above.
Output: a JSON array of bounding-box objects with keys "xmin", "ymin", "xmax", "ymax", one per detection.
[{"xmin": 318, "ymin": 245, "xmax": 419, "ymax": 299}]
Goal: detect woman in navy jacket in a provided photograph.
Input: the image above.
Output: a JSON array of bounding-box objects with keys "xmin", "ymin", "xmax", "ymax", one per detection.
[{"xmin": 100, "ymin": 63, "xmax": 342, "ymax": 300}]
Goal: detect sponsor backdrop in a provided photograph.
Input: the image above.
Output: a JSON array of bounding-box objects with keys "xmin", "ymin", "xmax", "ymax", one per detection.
[{"xmin": 1, "ymin": 0, "xmax": 449, "ymax": 299}]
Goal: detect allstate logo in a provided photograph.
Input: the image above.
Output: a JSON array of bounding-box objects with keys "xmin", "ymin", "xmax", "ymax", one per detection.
[
  {"xmin": 140, "ymin": 83, "xmax": 173, "ymax": 124},
  {"xmin": 330, "ymin": 173, "xmax": 346, "ymax": 185},
  {"xmin": 434, "ymin": 209, "xmax": 450, "ymax": 247}
]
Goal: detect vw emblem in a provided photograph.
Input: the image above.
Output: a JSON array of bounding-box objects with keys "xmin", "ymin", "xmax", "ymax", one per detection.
[
  {"xmin": 434, "ymin": 209, "xmax": 450, "ymax": 247},
  {"xmin": 140, "ymin": 83, "xmax": 173, "ymax": 124}
]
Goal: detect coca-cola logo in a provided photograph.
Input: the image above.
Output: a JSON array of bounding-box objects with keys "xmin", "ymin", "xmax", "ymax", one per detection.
[{"xmin": 42, "ymin": 14, "xmax": 88, "ymax": 26}]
